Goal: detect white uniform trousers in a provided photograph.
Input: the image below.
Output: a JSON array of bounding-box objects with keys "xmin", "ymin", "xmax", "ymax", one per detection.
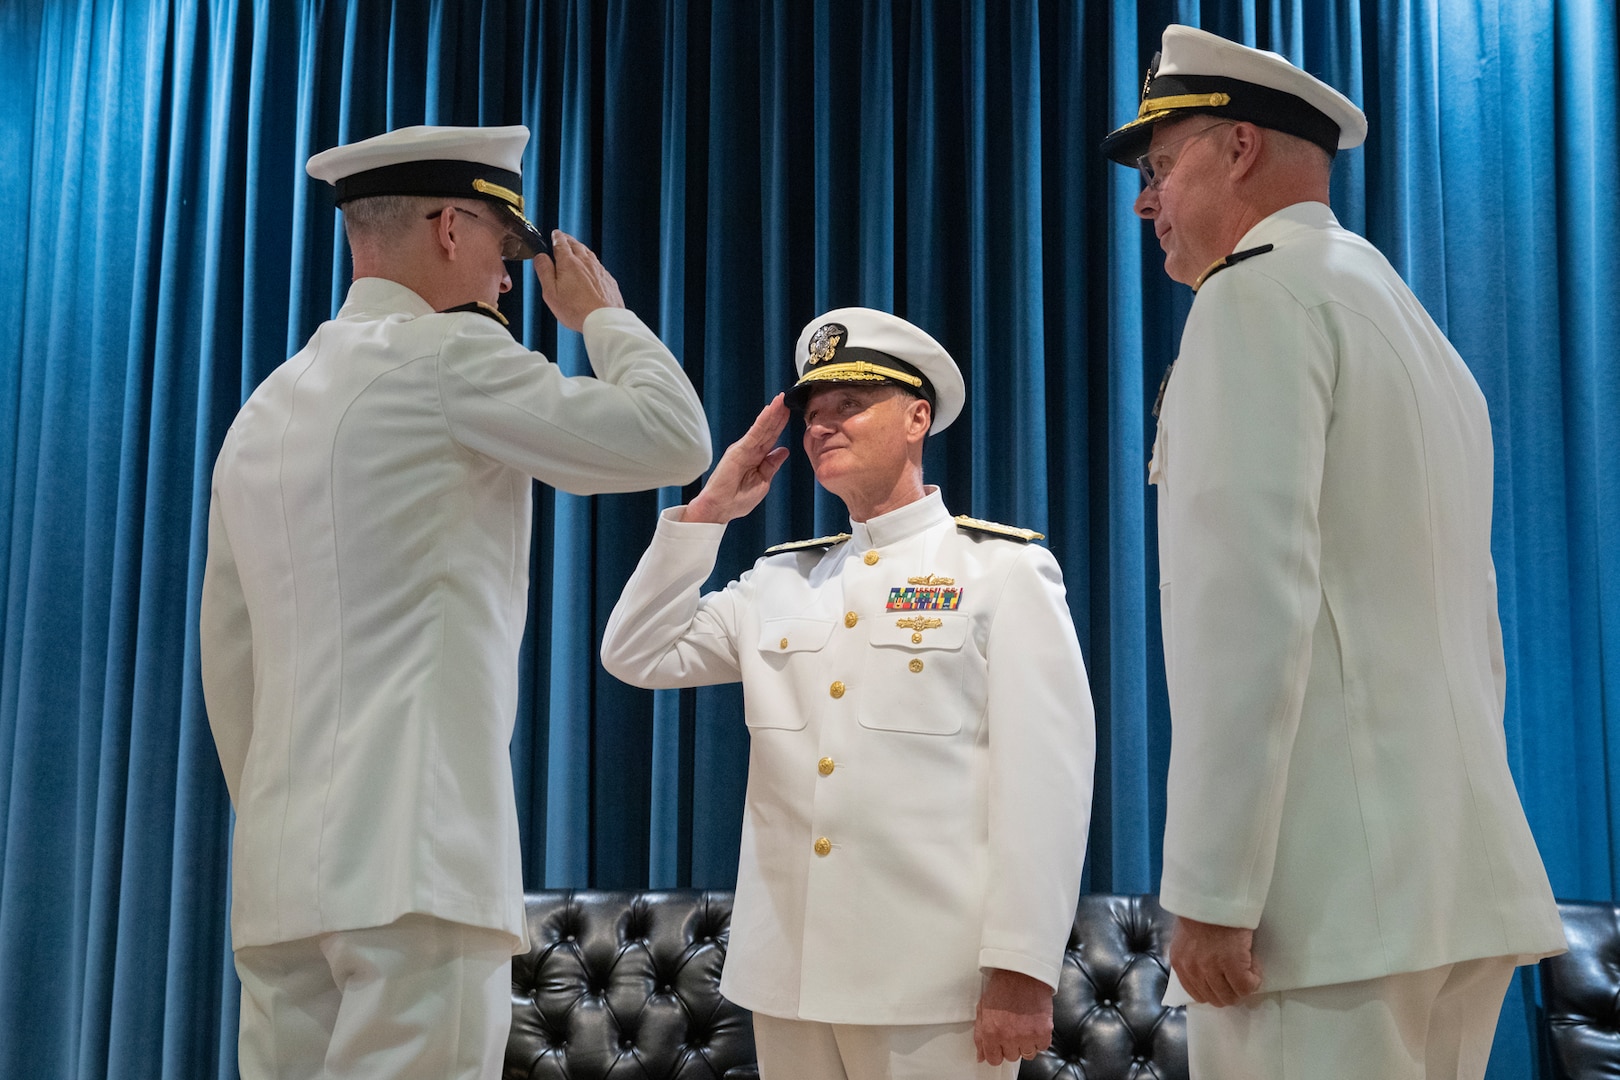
[
  {"xmin": 234, "ymin": 913, "xmax": 514, "ymax": 1080},
  {"xmin": 1186, "ymin": 956, "xmax": 1518, "ymax": 1080},
  {"xmin": 752, "ymin": 1014, "xmax": 1019, "ymax": 1080}
]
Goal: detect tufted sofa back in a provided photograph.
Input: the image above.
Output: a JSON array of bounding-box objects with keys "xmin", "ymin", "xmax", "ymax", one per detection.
[
  {"xmin": 507, "ymin": 890, "xmax": 754, "ymax": 1079},
  {"xmin": 1540, "ymin": 900, "xmax": 1620, "ymax": 1080},
  {"xmin": 1029, "ymin": 893, "xmax": 1186, "ymax": 1080},
  {"xmin": 506, "ymin": 890, "xmax": 1187, "ymax": 1080}
]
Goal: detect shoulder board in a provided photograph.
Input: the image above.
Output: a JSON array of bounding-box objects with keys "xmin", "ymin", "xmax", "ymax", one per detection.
[
  {"xmin": 440, "ymin": 300, "xmax": 510, "ymax": 327},
  {"xmin": 764, "ymin": 533, "xmax": 852, "ymax": 555},
  {"xmin": 954, "ymin": 515, "xmax": 1045, "ymax": 543},
  {"xmin": 1192, "ymin": 243, "xmax": 1275, "ymax": 291}
]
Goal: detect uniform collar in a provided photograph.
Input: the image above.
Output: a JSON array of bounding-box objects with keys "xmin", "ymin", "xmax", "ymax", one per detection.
[
  {"xmin": 337, "ymin": 277, "xmax": 437, "ymax": 319},
  {"xmin": 1232, "ymin": 200, "xmax": 1339, "ymax": 253},
  {"xmin": 849, "ymin": 487, "xmax": 951, "ymax": 550}
]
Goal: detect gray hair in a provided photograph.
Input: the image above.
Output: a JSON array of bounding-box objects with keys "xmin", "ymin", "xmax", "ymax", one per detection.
[{"xmin": 341, "ymin": 194, "xmax": 444, "ymax": 249}]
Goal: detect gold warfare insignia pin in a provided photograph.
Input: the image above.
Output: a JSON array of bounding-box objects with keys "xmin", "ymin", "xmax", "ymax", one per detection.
[
  {"xmin": 807, "ymin": 322, "xmax": 845, "ymax": 368},
  {"xmin": 895, "ymin": 616, "xmax": 944, "ymax": 632},
  {"xmin": 906, "ymin": 574, "xmax": 956, "ymax": 586}
]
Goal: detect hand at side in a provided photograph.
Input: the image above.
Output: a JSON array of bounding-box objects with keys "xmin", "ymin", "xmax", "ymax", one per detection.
[
  {"xmin": 973, "ymin": 968, "xmax": 1054, "ymax": 1066},
  {"xmin": 1171, "ymin": 916, "xmax": 1263, "ymax": 1007}
]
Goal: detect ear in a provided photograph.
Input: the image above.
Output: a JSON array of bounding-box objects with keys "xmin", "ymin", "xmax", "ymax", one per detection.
[
  {"xmin": 432, "ymin": 207, "xmax": 460, "ymax": 261},
  {"xmin": 1226, "ymin": 122, "xmax": 1264, "ymax": 181},
  {"xmin": 905, "ymin": 396, "xmax": 932, "ymax": 442}
]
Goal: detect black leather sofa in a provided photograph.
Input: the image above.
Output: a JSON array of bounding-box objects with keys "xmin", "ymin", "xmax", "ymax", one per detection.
[
  {"xmin": 1538, "ymin": 900, "xmax": 1620, "ymax": 1080},
  {"xmin": 506, "ymin": 890, "xmax": 1185, "ymax": 1080},
  {"xmin": 505, "ymin": 890, "xmax": 1620, "ymax": 1080}
]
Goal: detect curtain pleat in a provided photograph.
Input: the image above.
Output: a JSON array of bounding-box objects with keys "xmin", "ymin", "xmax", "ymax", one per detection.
[{"xmin": 0, "ymin": 2, "xmax": 1614, "ymax": 1077}]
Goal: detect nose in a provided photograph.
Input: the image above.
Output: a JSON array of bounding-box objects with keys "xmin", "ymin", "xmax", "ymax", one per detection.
[{"xmin": 1134, "ymin": 185, "xmax": 1158, "ymax": 219}]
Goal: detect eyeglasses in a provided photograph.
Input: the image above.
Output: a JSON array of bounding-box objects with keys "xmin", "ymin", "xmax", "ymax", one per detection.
[
  {"xmin": 1136, "ymin": 121, "xmax": 1234, "ymax": 190},
  {"xmin": 425, "ymin": 205, "xmax": 528, "ymax": 260}
]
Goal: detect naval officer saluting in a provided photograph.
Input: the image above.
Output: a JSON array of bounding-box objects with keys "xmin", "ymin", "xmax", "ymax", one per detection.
[
  {"xmin": 201, "ymin": 124, "xmax": 712, "ymax": 1080},
  {"xmin": 602, "ymin": 307, "xmax": 1096, "ymax": 1078}
]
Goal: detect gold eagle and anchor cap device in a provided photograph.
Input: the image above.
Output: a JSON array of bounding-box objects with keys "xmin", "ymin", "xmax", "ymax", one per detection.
[
  {"xmin": 306, "ymin": 124, "xmax": 549, "ymax": 260},
  {"xmin": 1101, "ymin": 24, "xmax": 1367, "ymax": 167},
  {"xmin": 786, "ymin": 307, "xmax": 966, "ymax": 435}
]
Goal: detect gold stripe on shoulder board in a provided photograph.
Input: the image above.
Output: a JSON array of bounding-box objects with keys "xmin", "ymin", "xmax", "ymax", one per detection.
[
  {"xmin": 764, "ymin": 533, "xmax": 853, "ymax": 555},
  {"xmin": 953, "ymin": 515, "xmax": 1045, "ymax": 543}
]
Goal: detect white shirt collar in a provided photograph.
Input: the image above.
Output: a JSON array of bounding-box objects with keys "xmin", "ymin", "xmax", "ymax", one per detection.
[{"xmin": 849, "ymin": 487, "xmax": 951, "ymax": 550}]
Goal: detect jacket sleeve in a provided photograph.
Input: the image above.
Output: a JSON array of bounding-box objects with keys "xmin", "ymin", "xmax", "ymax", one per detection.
[
  {"xmin": 199, "ymin": 477, "xmax": 254, "ymax": 806},
  {"xmin": 600, "ymin": 507, "xmax": 750, "ymax": 688},
  {"xmin": 438, "ymin": 307, "xmax": 712, "ymax": 494},
  {"xmin": 1157, "ymin": 268, "xmax": 1335, "ymax": 929},
  {"xmin": 978, "ymin": 544, "xmax": 1096, "ymax": 990}
]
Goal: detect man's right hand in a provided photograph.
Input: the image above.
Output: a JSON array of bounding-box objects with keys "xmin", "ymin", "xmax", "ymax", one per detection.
[
  {"xmin": 535, "ymin": 230, "xmax": 625, "ymax": 332},
  {"xmin": 1170, "ymin": 916, "xmax": 1263, "ymax": 1007},
  {"xmin": 684, "ymin": 396, "xmax": 792, "ymax": 525}
]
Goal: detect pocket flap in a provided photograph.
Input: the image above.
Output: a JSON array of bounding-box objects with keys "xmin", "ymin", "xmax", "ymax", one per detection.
[
  {"xmin": 869, "ymin": 614, "xmax": 969, "ymax": 650},
  {"xmin": 758, "ymin": 616, "xmax": 836, "ymax": 655}
]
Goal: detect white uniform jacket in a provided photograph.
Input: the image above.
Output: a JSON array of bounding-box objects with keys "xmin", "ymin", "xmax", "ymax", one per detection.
[
  {"xmin": 601, "ymin": 489, "xmax": 1095, "ymax": 1025},
  {"xmin": 200, "ymin": 278, "xmax": 711, "ymax": 951},
  {"xmin": 1151, "ymin": 202, "xmax": 1565, "ymax": 996}
]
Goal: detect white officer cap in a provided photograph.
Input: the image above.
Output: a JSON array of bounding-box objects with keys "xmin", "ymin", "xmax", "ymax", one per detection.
[
  {"xmin": 1101, "ymin": 24, "xmax": 1367, "ymax": 166},
  {"xmin": 786, "ymin": 308, "xmax": 965, "ymax": 435},
  {"xmin": 305, "ymin": 125, "xmax": 548, "ymax": 259}
]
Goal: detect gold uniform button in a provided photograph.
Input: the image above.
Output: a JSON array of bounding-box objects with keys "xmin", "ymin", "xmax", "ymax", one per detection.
[
  {"xmin": 829, "ymin": 681, "xmax": 846, "ymax": 699},
  {"xmin": 909, "ymin": 658, "xmax": 924, "ymax": 673},
  {"xmin": 818, "ymin": 757, "xmax": 836, "ymax": 776},
  {"xmin": 844, "ymin": 611, "xmax": 859, "ymax": 628},
  {"xmin": 779, "ymin": 637, "xmax": 789, "ymax": 650},
  {"xmin": 814, "ymin": 837, "xmax": 833, "ymax": 857},
  {"xmin": 863, "ymin": 550, "xmax": 880, "ymax": 566},
  {"xmin": 911, "ymin": 632, "xmax": 923, "ymax": 644}
]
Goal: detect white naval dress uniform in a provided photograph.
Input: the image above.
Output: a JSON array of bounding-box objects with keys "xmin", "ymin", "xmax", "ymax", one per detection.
[
  {"xmin": 200, "ymin": 277, "xmax": 711, "ymax": 1076},
  {"xmin": 1150, "ymin": 202, "xmax": 1564, "ymax": 1074},
  {"xmin": 601, "ymin": 489, "xmax": 1095, "ymax": 1068}
]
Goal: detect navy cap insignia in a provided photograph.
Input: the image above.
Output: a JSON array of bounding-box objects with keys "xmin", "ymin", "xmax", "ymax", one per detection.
[
  {"xmin": 1141, "ymin": 50, "xmax": 1160, "ymax": 104},
  {"xmin": 806, "ymin": 323, "xmax": 846, "ymax": 368}
]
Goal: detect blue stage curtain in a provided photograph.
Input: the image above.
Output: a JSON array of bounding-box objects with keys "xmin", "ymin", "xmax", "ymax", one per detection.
[{"xmin": 0, "ymin": 2, "xmax": 1614, "ymax": 1078}]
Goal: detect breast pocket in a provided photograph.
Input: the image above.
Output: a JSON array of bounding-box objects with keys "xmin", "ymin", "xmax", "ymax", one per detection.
[
  {"xmin": 745, "ymin": 616, "xmax": 836, "ymax": 730},
  {"xmin": 859, "ymin": 614, "xmax": 976, "ymax": 736}
]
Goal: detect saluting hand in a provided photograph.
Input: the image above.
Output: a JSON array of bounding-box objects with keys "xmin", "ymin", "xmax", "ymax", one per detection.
[
  {"xmin": 1170, "ymin": 916, "xmax": 1263, "ymax": 1007},
  {"xmin": 535, "ymin": 230, "xmax": 625, "ymax": 332},
  {"xmin": 683, "ymin": 396, "xmax": 792, "ymax": 525}
]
